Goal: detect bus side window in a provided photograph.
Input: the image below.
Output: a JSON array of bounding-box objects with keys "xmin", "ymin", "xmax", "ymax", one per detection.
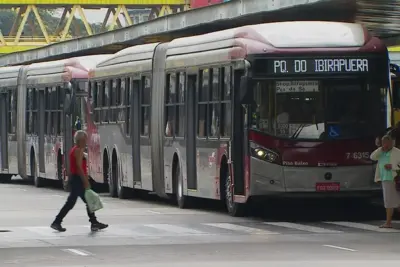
[
  {"xmin": 32, "ymin": 88, "xmax": 39, "ymax": 135},
  {"xmin": 26, "ymin": 88, "xmax": 32, "ymax": 134},
  {"xmin": 221, "ymin": 66, "xmax": 232, "ymax": 137},
  {"xmin": 165, "ymin": 73, "xmax": 176, "ymax": 137},
  {"xmin": 10, "ymin": 88, "xmax": 17, "ymax": 134},
  {"xmin": 176, "ymin": 72, "xmax": 186, "ymax": 137},
  {"xmin": 45, "ymin": 87, "xmax": 51, "ymax": 135},
  {"xmin": 198, "ymin": 69, "xmax": 208, "ymax": 137},
  {"xmin": 141, "ymin": 76, "xmax": 151, "ymax": 136},
  {"xmin": 105, "ymin": 80, "xmax": 112, "ymax": 123},
  {"xmin": 393, "ymin": 81, "xmax": 400, "ymax": 109},
  {"xmin": 101, "ymin": 80, "xmax": 107, "ymax": 123},
  {"xmin": 56, "ymin": 86, "xmax": 63, "ymax": 135},
  {"xmin": 208, "ymin": 68, "xmax": 220, "ymax": 138},
  {"xmin": 92, "ymin": 82, "xmax": 100, "ymax": 123},
  {"xmin": 124, "ymin": 77, "xmax": 131, "ymax": 135}
]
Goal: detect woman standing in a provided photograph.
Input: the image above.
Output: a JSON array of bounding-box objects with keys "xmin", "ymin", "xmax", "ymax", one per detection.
[{"xmin": 371, "ymin": 135, "xmax": 400, "ymax": 228}]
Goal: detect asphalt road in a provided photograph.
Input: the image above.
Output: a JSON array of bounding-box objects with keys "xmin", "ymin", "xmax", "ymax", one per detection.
[{"xmin": 1, "ymin": 178, "xmax": 400, "ymax": 267}]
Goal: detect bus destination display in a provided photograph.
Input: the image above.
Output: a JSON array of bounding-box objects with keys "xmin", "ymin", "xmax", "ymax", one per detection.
[
  {"xmin": 272, "ymin": 58, "xmax": 369, "ymax": 75},
  {"xmin": 255, "ymin": 58, "xmax": 371, "ymax": 76}
]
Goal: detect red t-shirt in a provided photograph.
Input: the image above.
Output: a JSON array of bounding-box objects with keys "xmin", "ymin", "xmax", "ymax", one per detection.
[{"xmin": 69, "ymin": 145, "xmax": 88, "ymax": 176}]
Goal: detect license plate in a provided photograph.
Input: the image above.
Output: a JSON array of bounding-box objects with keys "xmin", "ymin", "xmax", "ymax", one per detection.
[{"xmin": 316, "ymin": 182, "xmax": 340, "ymax": 192}]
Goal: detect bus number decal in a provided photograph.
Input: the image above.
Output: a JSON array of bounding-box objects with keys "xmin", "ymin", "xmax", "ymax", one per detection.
[{"xmin": 346, "ymin": 152, "xmax": 370, "ymax": 160}]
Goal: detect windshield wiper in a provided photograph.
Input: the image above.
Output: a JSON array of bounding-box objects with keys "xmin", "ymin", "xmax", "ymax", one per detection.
[{"xmin": 291, "ymin": 124, "xmax": 305, "ymax": 139}]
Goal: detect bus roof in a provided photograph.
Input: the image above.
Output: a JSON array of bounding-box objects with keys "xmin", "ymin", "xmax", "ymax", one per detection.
[
  {"xmin": 168, "ymin": 21, "xmax": 367, "ymax": 51},
  {"xmin": 91, "ymin": 43, "xmax": 158, "ymax": 79},
  {"xmin": 27, "ymin": 55, "xmax": 110, "ymax": 86},
  {"xmin": 166, "ymin": 21, "xmax": 371, "ymax": 70},
  {"xmin": 91, "ymin": 21, "xmax": 373, "ymax": 79},
  {"xmin": 0, "ymin": 65, "xmax": 22, "ymax": 88}
]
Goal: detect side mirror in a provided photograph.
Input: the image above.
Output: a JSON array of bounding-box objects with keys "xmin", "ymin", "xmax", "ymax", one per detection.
[
  {"xmin": 239, "ymin": 76, "xmax": 253, "ymax": 104},
  {"xmin": 63, "ymin": 82, "xmax": 74, "ymax": 114}
]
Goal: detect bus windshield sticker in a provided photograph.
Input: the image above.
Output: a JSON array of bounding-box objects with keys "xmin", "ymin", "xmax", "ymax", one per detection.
[
  {"xmin": 276, "ymin": 123, "xmax": 289, "ymax": 135},
  {"xmin": 276, "ymin": 81, "xmax": 319, "ymax": 94},
  {"xmin": 328, "ymin": 125, "xmax": 340, "ymax": 138}
]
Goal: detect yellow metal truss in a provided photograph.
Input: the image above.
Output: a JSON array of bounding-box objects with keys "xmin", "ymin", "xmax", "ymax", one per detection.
[{"xmin": 0, "ymin": 1, "xmax": 190, "ymax": 54}]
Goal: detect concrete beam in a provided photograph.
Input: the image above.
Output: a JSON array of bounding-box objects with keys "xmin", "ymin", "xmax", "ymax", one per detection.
[{"xmin": 0, "ymin": 0, "xmax": 356, "ymax": 66}]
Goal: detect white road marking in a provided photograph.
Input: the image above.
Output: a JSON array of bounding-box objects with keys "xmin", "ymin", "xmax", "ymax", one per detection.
[
  {"xmin": 145, "ymin": 224, "xmax": 206, "ymax": 235},
  {"xmin": 263, "ymin": 222, "xmax": 342, "ymax": 233},
  {"xmin": 325, "ymin": 221, "xmax": 400, "ymax": 233},
  {"xmin": 147, "ymin": 210, "xmax": 162, "ymax": 214},
  {"xmin": 205, "ymin": 223, "xmax": 278, "ymax": 235},
  {"xmin": 62, "ymin": 248, "xmax": 92, "ymax": 256},
  {"xmin": 323, "ymin": 245, "xmax": 357, "ymax": 252}
]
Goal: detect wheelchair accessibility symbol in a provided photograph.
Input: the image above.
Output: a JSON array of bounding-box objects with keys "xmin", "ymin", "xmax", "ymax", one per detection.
[{"xmin": 328, "ymin": 125, "xmax": 340, "ymax": 138}]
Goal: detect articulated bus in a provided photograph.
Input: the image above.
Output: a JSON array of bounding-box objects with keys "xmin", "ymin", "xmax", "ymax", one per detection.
[
  {"xmin": 0, "ymin": 56, "xmax": 109, "ymax": 187},
  {"xmin": 0, "ymin": 21, "xmax": 389, "ymax": 216},
  {"xmin": 88, "ymin": 21, "xmax": 389, "ymax": 216}
]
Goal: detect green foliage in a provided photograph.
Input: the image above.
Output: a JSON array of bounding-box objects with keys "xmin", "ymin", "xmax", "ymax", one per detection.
[{"xmin": 0, "ymin": 8, "xmax": 104, "ymax": 37}]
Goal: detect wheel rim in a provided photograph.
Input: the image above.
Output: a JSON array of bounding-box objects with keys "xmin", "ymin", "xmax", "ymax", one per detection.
[
  {"xmin": 58, "ymin": 163, "xmax": 63, "ymax": 181},
  {"xmin": 225, "ymin": 174, "xmax": 234, "ymax": 210},
  {"xmin": 177, "ymin": 165, "xmax": 183, "ymax": 199},
  {"xmin": 117, "ymin": 164, "xmax": 122, "ymax": 192},
  {"xmin": 32, "ymin": 161, "xmax": 36, "ymax": 180}
]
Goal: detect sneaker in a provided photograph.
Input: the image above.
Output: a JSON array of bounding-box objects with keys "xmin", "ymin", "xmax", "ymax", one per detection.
[
  {"xmin": 91, "ymin": 222, "xmax": 108, "ymax": 232},
  {"xmin": 51, "ymin": 222, "xmax": 66, "ymax": 232}
]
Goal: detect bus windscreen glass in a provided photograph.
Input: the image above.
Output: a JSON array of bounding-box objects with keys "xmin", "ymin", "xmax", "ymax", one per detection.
[{"xmin": 251, "ymin": 80, "xmax": 387, "ymax": 140}]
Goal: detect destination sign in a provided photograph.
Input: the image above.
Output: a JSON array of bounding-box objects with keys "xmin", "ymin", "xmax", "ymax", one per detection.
[
  {"xmin": 252, "ymin": 57, "xmax": 378, "ymax": 76},
  {"xmin": 271, "ymin": 58, "xmax": 369, "ymax": 75}
]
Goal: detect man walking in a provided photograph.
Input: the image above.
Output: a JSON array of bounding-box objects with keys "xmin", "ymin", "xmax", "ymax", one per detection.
[{"xmin": 51, "ymin": 130, "xmax": 108, "ymax": 232}]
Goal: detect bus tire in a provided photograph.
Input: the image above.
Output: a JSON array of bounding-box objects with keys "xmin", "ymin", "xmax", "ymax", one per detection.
[
  {"xmin": 31, "ymin": 156, "xmax": 43, "ymax": 188},
  {"xmin": 57, "ymin": 154, "xmax": 69, "ymax": 192},
  {"xmin": 222, "ymin": 163, "xmax": 245, "ymax": 217},
  {"xmin": 175, "ymin": 161, "xmax": 190, "ymax": 209},
  {"xmin": 114, "ymin": 156, "xmax": 129, "ymax": 199},
  {"xmin": 0, "ymin": 174, "xmax": 12, "ymax": 183},
  {"xmin": 104, "ymin": 152, "xmax": 117, "ymax": 198}
]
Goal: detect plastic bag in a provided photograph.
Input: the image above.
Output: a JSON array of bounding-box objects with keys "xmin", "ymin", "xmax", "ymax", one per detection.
[{"xmin": 84, "ymin": 189, "xmax": 104, "ymax": 213}]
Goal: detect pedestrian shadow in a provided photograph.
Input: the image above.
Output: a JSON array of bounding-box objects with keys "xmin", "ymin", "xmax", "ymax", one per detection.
[{"xmin": 87, "ymin": 229, "xmax": 107, "ymax": 237}]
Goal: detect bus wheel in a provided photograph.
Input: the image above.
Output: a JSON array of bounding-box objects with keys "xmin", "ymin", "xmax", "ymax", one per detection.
[
  {"xmin": 31, "ymin": 157, "xmax": 43, "ymax": 188},
  {"xmin": 105, "ymin": 155, "xmax": 117, "ymax": 198},
  {"xmin": 115, "ymin": 158, "xmax": 129, "ymax": 199},
  {"xmin": 175, "ymin": 161, "xmax": 190, "ymax": 209},
  {"xmin": 58, "ymin": 156, "xmax": 69, "ymax": 192},
  {"xmin": 0, "ymin": 174, "xmax": 12, "ymax": 183},
  {"xmin": 223, "ymin": 166, "xmax": 245, "ymax": 217}
]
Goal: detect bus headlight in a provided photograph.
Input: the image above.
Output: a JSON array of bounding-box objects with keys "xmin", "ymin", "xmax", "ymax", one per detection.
[{"xmin": 250, "ymin": 143, "xmax": 279, "ymax": 164}]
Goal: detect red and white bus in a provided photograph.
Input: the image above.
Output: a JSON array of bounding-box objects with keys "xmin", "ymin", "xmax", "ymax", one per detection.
[
  {"xmin": 87, "ymin": 21, "xmax": 389, "ymax": 216},
  {"xmin": 0, "ymin": 21, "xmax": 389, "ymax": 216},
  {"xmin": 0, "ymin": 55, "xmax": 109, "ymax": 188}
]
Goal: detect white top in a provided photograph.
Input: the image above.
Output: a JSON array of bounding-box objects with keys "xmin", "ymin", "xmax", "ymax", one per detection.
[{"xmin": 168, "ymin": 21, "xmax": 366, "ymax": 53}]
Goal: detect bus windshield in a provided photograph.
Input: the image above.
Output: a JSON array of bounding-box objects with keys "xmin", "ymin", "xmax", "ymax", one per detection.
[{"xmin": 251, "ymin": 80, "xmax": 387, "ymax": 140}]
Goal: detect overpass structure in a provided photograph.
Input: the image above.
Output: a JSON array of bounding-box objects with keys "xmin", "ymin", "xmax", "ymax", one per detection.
[
  {"xmin": 0, "ymin": 0, "xmax": 189, "ymax": 53},
  {"xmin": 0, "ymin": 0, "xmax": 358, "ymax": 66}
]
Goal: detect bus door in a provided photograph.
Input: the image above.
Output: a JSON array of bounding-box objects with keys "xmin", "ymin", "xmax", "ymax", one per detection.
[
  {"xmin": 391, "ymin": 77, "xmax": 400, "ymax": 125},
  {"xmin": 232, "ymin": 70, "xmax": 246, "ymax": 196},
  {"xmin": 131, "ymin": 79, "xmax": 142, "ymax": 187},
  {"xmin": 0, "ymin": 88, "xmax": 9, "ymax": 171},
  {"xmin": 390, "ymin": 64, "xmax": 400, "ymax": 126},
  {"xmin": 38, "ymin": 89, "xmax": 45, "ymax": 174},
  {"xmin": 186, "ymin": 74, "xmax": 197, "ymax": 190}
]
